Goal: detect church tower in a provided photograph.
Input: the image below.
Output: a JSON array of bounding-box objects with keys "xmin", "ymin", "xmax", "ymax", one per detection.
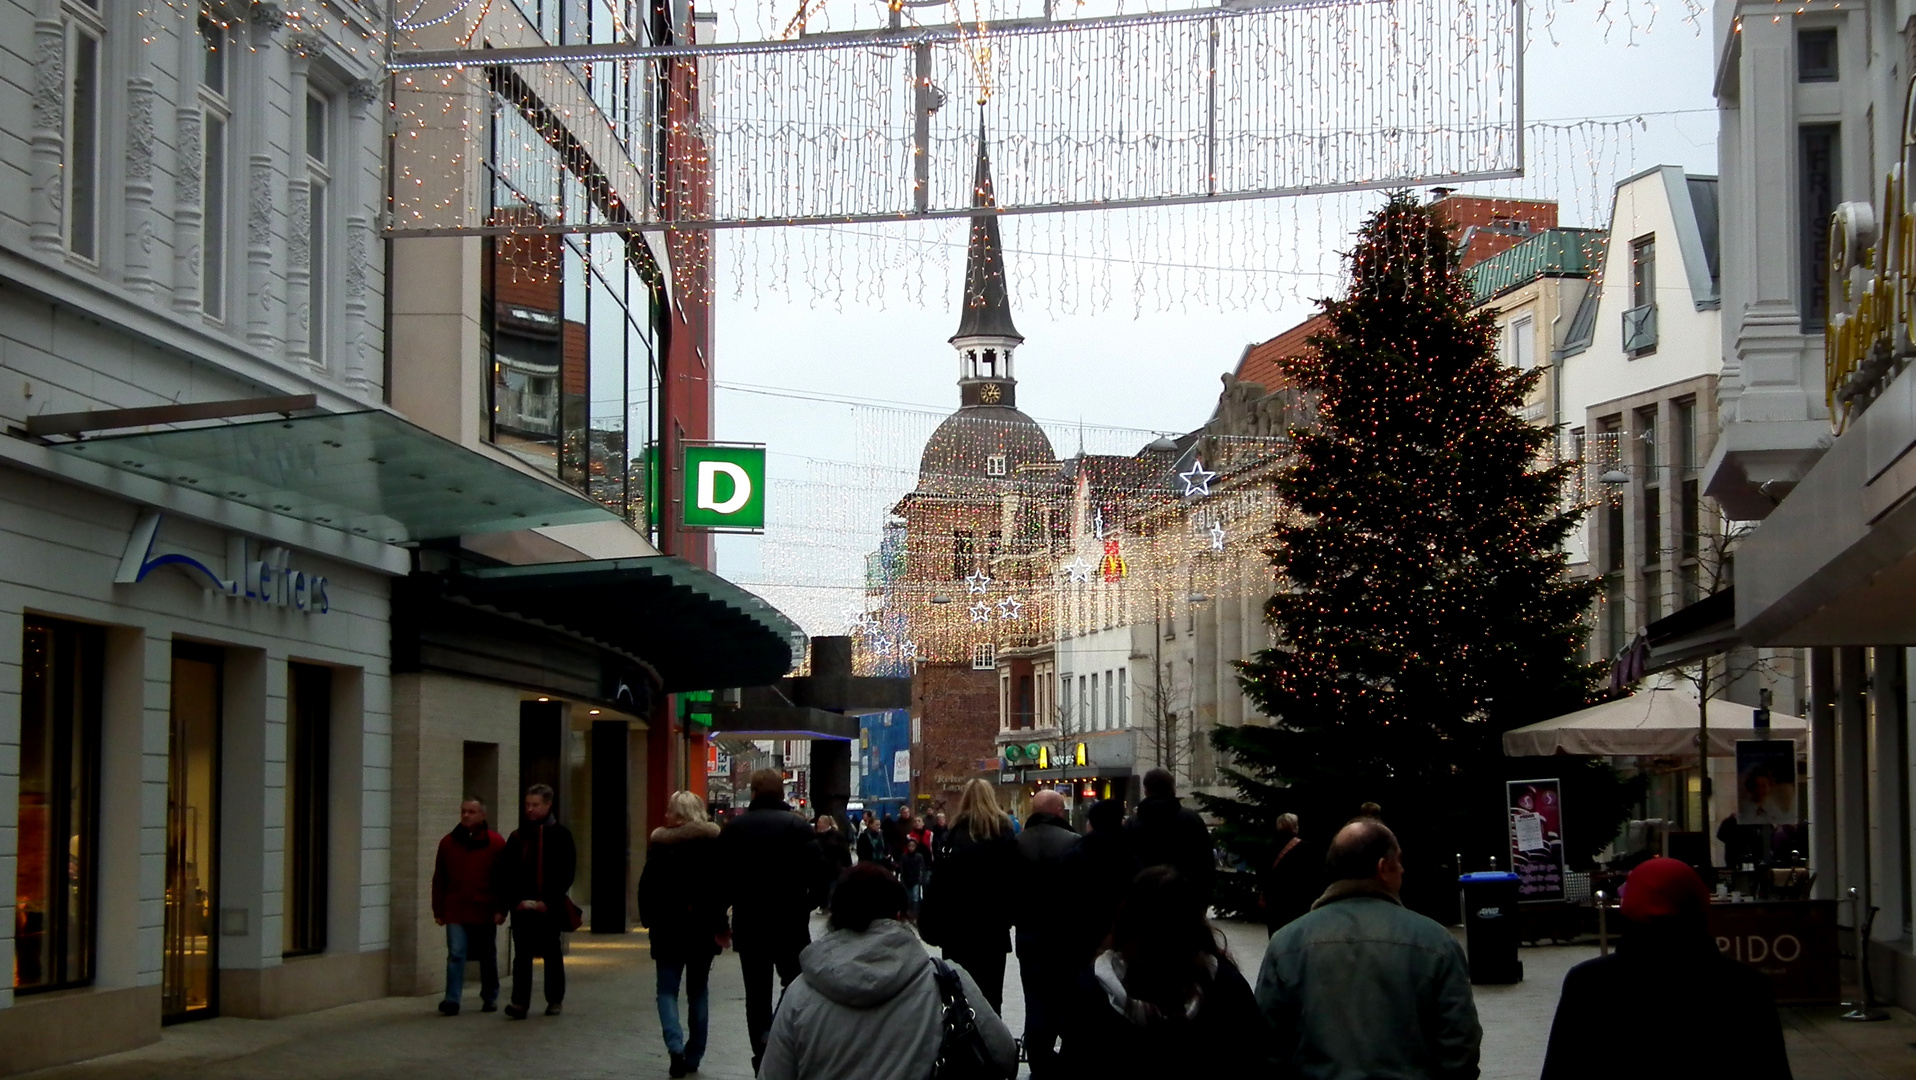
[{"xmin": 950, "ymin": 113, "xmax": 1023, "ymax": 410}]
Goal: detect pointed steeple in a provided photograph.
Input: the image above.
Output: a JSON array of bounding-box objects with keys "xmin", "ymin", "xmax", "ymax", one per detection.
[{"xmin": 951, "ymin": 110, "xmax": 1022, "ymax": 344}]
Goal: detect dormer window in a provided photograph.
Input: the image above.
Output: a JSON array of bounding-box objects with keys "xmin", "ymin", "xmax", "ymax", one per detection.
[{"xmin": 986, "ymin": 454, "xmax": 1008, "ymax": 476}]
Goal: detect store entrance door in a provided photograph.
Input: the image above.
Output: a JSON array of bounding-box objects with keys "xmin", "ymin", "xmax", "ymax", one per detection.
[{"xmin": 163, "ymin": 645, "xmax": 222, "ymax": 1022}]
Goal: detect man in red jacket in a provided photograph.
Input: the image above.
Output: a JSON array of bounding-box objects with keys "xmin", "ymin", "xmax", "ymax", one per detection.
[{"xmin": 432, "ymin": 797, "xmax": 506, "ymax": 1015}]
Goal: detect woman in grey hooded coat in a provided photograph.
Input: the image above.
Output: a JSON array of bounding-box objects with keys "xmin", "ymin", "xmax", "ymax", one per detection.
[{"xmin": 757, "ymin": 863, "xmax": 1017, "ymax": 1080}]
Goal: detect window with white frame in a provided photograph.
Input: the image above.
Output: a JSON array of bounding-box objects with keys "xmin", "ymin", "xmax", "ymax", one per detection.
[
  {"xmin": 1117, "ymin": 669, "xmax": 1128, "ymax": 726},
  {"xmin": 1509, "ymin": 316, "xmax": 1535, "ymax": 370},
  {"xmin": 971, "ymin": 642, "xmax": 995, "ymax": 670},
  {"xmin": 1090, "ymin": 672, "xmax": 1100, "ymax": 730},
  {"xmin": 985, "ymin": 453, "xmax": 1007, "ymax": 477},
  {"xmin": 306, "ymin": 91, "xmax": 332, "ymax": 363},
  {"xmin": 63, "ymin": 1, "xmax": 105, "ymax": 261},
  {"xmin": 199, "ymin": 14, "xmax": 232, "ymax": 320}
]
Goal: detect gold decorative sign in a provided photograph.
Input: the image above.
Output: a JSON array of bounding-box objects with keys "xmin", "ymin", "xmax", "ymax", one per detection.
[{"xmin": 1826, "ymin": 78, "xmax": 1916, "ymax": 434}]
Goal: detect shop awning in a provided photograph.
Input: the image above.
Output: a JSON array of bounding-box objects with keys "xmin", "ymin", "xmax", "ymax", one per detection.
[
  {"xmin": 51, "ymin": 410, "xmax": 621, "ymax": 543},
  {"xmin": 430, "ymin": 556, "xmax": 804, "ymax": 693},
  {"xmin": 712, "ymin": 707, "xmax": 858, "ymax": 741},
  {"xmin": 1612, "ymin": 589, "xmax": 1741, "ymax": 686},
  {"xmin": 1502, "ymin": 686, "xmax": 1806, "ymax": 758}
]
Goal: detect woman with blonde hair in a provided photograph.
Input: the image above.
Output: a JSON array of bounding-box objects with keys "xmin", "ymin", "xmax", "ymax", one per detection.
[
  {"xmin": 917, "ymin": 779, "xmax": 1021, "ymax": 1010},
  {"xmin": 639, "ymin": 791, "xmax": 727, "ymax": 1077}
]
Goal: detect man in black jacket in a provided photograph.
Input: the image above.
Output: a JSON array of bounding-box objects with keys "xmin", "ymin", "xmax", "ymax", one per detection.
[
  {"xmin": 721, "ymin": 768, "xmax": 829, "ymax": 1072},
  {"xmin": 1014, "ymin": 789, "xmax": 1080, "ymax": 1078},
  {"xmin": 497, "ymin": 784, "xmax": 576, "ymax": 1019},
  {"xmin": 1125, "ymin": 768, "xmax": 1216, "ymax": 904},
  {"xmin": 1061, "ymin": 799, "xmax": 1141, "ymax": 968}
]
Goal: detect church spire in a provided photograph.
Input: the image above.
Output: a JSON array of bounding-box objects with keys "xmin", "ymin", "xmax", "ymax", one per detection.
[{"xmin": 951, "ymin": 108, "xmax": 1022, "ymax": 344}]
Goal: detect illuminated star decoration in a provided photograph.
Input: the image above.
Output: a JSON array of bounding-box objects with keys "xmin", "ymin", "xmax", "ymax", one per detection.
[
  {"xmin": 1062, "ymin": 557, "xmax": 1094, "ymax": 583},
  {"xmin": 968, "ymin": 600, "xmax": 992, "ymax": 623},
  {"xmin": 1179, "ymin": 459, "xmax": 1217, "ymax": 497},
  {"xmin": 900, "ymin": 639, "xmax": 919, "ymax": 662},
  {"xmin": 997, "ymin": 596, "xmax": 1023, "ymax": 620},
  {"xmin": 1209, "ymin": 521, "xmax": 1226, "ymax": 551},
  {"xmin": 965, "ymin": 569, "xmax": 993, "ymax": 595}
]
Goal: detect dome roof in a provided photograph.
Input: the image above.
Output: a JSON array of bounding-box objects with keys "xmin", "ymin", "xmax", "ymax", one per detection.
[{"xmin": 916, "ymin": 405, "xmax": 1057, "ymax": 494}]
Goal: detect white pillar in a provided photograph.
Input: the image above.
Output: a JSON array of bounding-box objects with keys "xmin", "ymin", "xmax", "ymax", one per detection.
[
  {"xmin": 171, "ymin": 15, "xmax": 205, "ymax": 313},
  {"xmin": 29, "ymin": 0, "xmax": 66, "ymax": 253},
  {"xmin": 123, "ymin": 75, "xmax": 160, "ymax": 294},
  {"xmin": 242, "ymin": 8, "xmax": 285, "ymax": 351},
  {"xmin": 284, "ymin": 37, "xmax": 314, "ymax": 369}
]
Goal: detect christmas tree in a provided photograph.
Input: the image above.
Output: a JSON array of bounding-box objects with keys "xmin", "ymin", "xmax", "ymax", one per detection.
[{"xmin": 1203, "ymin": 194, "xmax": 1609, "ymax": 915}]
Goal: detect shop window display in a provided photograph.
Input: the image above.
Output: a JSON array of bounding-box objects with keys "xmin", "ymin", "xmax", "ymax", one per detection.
[{"xmin": 14, "ymin": 617, "xmax": 102, "ymax": 993}]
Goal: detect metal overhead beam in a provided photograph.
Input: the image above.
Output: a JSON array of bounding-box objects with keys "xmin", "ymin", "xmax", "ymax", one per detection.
[
  {"xmin": 388, "ymin": 0, "xmax": 1362, "ymax": 68},
  {"xmin": 25, "ymin": 394, "xmax": 320, "ymax": 439}
]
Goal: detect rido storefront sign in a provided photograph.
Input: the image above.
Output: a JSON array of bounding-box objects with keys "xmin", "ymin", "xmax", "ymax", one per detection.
[
  {"xmin": 681, "ymin": 442, "xmax": 766, "ymax": 531},
  {"xmin": 1826, "ymin": 77, "xmax": 1916, "ymax": 433}
]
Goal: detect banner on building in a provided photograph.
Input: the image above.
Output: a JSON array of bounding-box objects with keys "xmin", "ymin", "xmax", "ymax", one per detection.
[
  {"xmin": 858, "ymin": 709, "xmax": 911, "ymax": 804},
  {"xmin": 1735, "ymin": 740, "xmax": 1799, "ymax": 827},
  {"xmin": 1506, "ymin": 778, "xmax": 1566, "ymax": 903}
]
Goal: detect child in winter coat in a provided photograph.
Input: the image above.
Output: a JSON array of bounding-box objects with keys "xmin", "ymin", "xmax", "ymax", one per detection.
[{"xmin": 898, "ymin": 839, "xmax": 927, "ymax": 916}]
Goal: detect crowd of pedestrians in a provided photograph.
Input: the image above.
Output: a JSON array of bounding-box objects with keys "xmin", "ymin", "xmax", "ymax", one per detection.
[{"xmin": 429, "ymin": 766, "xmax": 1794, "ymax": 1080}]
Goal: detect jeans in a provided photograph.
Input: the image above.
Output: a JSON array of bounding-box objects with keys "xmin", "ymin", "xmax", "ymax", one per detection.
[
  {"xmin": 739, "ymin": 947, "xmax": 804, "ymax": 1062},
  {"xmin": 444, "ymin": 923, "xmax": 499, "ymax": 1005},
  {"xmin": 509, "ymin": 910, "xmax": 565, "ymax": 1009},
  {"xmin": 656, "ymin": 955, "xmax": 714, "ymax": 1064}
]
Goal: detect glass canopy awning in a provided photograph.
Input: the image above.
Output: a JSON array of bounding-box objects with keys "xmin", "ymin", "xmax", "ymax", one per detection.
[{"xmin": 51, "ymin": 410, "xmax": 622, "ymax": 543}]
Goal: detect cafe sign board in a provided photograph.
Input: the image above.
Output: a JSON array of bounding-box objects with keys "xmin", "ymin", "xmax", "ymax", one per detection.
[
  {"xmin": 681, "ymin": 442, "xmax": 766, "ymax": 531},
  {"xmin": 1506, "ymin": 778, "xmax": 1567, "ymax": 903}
]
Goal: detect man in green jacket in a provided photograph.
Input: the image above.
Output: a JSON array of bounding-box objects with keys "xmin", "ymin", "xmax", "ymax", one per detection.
[{"xmin": 1256, "ymin": 819, "xmax": 1482, "ymax": 1080}]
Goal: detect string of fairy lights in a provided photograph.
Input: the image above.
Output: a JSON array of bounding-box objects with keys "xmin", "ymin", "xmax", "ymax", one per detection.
[
  {"xmin": 721, "ymin": 110, "xmax": 1645, "ymax": 318},
  {"xmin": 370, "ymin": 0, "xmax": 1668, "ymax": 314}
]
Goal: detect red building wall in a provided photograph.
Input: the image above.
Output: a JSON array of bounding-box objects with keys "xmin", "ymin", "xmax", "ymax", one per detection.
[{"xmin": 911, "ymin": 662, "xmax": 1002, "ymax": 810}]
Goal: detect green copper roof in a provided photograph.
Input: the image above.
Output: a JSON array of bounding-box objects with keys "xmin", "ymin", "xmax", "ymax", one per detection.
[{"xmin": 1469, "ymin": 228, "xmax": 1606, "ymax": 305}]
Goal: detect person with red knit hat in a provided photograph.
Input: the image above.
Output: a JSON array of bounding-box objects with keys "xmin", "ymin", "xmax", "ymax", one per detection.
[{"xmin": 1539, "ymin": 858, "xmax": 1791, "ymax": 1079}]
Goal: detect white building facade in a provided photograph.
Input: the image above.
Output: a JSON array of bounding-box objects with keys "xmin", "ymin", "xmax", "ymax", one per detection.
[
  {"xmin": 0, "ymin": 2, "xmax": 399, "ymax": 1069},
  {"xmin": 1708, "ymin": 0, "xmax": 1916, "ymax": 1008}
]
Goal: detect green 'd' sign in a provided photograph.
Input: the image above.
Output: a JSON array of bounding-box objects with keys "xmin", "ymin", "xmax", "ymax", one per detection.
[{"xmin": 681, "ymin": 443, "xmax": 766, "ymax": 530}]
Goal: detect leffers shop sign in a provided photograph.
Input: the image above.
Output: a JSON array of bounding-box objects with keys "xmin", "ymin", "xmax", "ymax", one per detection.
[
  {"xmin": 681, "ymin": 442, "xmax": 766, "ymax": 532},
  {"xmin": 117, "ymin": 509, "xmax": 331, "ymax": 614}
]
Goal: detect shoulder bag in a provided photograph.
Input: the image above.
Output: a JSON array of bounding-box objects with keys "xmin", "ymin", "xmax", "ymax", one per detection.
[{"xmin": 928, "ymin": 959, "xmax": 1010, "ymax": 1080}]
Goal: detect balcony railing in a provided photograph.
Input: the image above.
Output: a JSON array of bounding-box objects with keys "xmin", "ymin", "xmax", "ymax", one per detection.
[{"xmin": 1622, "ymin": 304, "xmax": 1659, "ymax": 354}]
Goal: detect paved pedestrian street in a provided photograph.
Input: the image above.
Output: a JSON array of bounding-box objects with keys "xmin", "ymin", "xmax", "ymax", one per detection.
[{"xmin": 18, "ymin": 917, "xmax": 1914, "ymax": 1080}]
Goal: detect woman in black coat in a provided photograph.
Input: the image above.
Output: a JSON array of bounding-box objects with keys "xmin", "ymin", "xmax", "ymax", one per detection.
[
  {"xmin": 1059, "ymin": 866, "xmax": 1265, "ymax": 1075},
  {"xmin": 638, "ymin": 792, "xmax": 729, "ymax": 1078},
  {"xmin": 916, "ymin": 779, "xmax": 1021, "ymax": 1012}
]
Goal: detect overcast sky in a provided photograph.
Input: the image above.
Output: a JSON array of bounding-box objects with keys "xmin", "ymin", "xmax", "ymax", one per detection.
[{"xmin": 707, "ymin": 1, "xmax": 1721, "ymax": 623}]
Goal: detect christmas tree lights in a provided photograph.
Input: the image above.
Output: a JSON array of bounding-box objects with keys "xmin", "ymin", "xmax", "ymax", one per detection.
[{"xmin": 1203, "ymin": 193, "xmax": 1605, "ymax": 914}]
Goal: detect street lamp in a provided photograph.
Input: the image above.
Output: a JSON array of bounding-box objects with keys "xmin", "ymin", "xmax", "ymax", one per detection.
[{"xmin": 1598, "ymin": 468, "xmax": 1631, "ymax": 485}]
